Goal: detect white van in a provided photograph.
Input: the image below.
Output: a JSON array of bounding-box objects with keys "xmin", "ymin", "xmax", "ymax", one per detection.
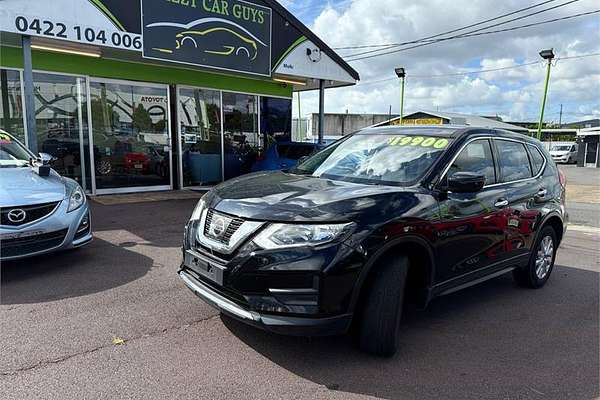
[{"xmin": 549, "ymin": 143, "xmax": 578, "ymax": 164}]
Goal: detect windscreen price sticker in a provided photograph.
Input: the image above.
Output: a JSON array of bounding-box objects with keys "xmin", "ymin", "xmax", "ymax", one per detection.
[
  {"xmin": 8, "ymin": 14, "xmax": 141, "ymax": 52},
  {"xmin": 388, "ymin": 136, "xmax": 449, "ymax": 149}
]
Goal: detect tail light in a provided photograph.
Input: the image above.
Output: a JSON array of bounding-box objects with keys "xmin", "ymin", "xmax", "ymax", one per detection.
[
  {"xmin": 558, "ymin": 170, "xmax": 567, "ymax": 188},
  {"xmin": 255, "ymin": 154, "xmax": 265, "ymax": 161}
]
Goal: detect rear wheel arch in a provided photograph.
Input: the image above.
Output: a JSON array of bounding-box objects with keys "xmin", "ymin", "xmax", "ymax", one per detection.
[
  {"xmin": 349, "ymin": 236, "xmax": 436, "ymax": 314},
  {"xmin": 540, "ymin": 214, "xmax": 564, "ymax": 245}
]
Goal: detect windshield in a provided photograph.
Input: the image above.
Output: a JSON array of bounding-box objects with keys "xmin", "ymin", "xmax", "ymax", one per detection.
[
  {"xmin": 551, "ymin": 145, "xmax": 572, "ymax": 151},
  {"xmin": 291, "ymin": 133, "xmax": 452, "ymax": 186},
  {"xmin": 0, "ymin": 131, "xmax": 34, "ymax": 168}
]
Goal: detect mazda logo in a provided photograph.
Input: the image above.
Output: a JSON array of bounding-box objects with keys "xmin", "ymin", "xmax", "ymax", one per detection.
[
  {"xmin": 210, "ymin": 216, "xmax": 228, "ymax": 238},
  {"xmin": 7, "ymin": 208, "xmax": 27, "ymax": 223}
]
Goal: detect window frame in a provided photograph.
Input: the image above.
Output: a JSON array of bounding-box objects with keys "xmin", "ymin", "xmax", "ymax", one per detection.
[
  {"xmin": 438, "ymin": 135, "xmax": 547, "ymax": 190},
  {"xmin": 525, "ymin": 143, "xmax": 547, "ymax": 176},
  {"xmin": 493, "ymin": 138, "xmax": 535, "ymax": 183},
  {"xmin": 443, "ymin": 138, "xmax": 497, "ymax": 186}
]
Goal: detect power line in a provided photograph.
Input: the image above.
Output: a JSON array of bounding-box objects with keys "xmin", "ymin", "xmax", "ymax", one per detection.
[
  {"xmin": 357, "ymin": 52, "xmax": 600, "ymax": 86},
  {"xmin": 333, "ymin": 0, "xmax": 558, "ymax": 51},
  {"xmin": 343, "ymin": 0, "xmax": 579, "ymax": 58},
  {"xmin": 346, "ymin": 8, "xmax": 597, "ymax": 62}
]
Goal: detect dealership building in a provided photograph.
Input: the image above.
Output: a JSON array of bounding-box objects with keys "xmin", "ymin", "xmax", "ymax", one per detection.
[{"xmin": 0, "ymin": 0, "xmax": 358, "ymax": 194}]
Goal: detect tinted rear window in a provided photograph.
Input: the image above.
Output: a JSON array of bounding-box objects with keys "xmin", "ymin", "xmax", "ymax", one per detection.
[{"xmin": 528, "ymin": 145, "xmax": 545, "ymax": 175}]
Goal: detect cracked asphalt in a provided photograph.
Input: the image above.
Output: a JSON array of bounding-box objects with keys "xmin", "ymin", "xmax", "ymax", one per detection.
[{"xmin": 1, "ymin": 197, "xmax": 598, "ymax": 400}]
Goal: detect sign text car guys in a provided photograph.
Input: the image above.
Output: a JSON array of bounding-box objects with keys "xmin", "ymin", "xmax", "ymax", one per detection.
[
  {"xmin": 142, "ymin": 0, "xmax": 272, "ymax": 76},
  {"xmin": 166, "ymin": 0, "xmax": 267, "ymax": 25}
]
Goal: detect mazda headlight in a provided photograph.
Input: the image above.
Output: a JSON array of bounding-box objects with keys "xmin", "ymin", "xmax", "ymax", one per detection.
[
  {"xmin": 190, "ymin": 198, "xmax": 206, "ymax": 221},
  {"xmin": 67, "ymin": 185, "xmax": 85, "ymax": 212},
  {"xmin": 253, "ymin": 223, "xmax": 354, "ymax": 249}
]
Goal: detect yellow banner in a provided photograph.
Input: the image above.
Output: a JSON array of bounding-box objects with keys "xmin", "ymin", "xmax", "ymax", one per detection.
[{"xmin": 390, "ymin": 117, "xmax": 444, "ymax": 126}]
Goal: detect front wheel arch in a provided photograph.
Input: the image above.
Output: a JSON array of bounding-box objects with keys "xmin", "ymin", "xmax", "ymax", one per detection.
[{"xmin": 349, "ymin": 236, "xmax": 436, "ymax": 316}]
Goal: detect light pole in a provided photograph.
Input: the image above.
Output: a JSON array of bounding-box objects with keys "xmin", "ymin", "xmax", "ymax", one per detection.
[
  {"xmin": 395, "ymin": 67, "xmax": 406, "ymax": 125},
  {"xmin": 536, "ymin": 48, "xmax": 555, "ymax": 140}
]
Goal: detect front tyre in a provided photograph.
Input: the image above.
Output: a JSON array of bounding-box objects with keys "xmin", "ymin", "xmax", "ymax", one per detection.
[
  {"xmin": 358, "ymin": 255, "xmax": 408, "ymax": 356},
  {"xmin": 513, "ymin": 226, "xmax": 557, "ymax": 288}
]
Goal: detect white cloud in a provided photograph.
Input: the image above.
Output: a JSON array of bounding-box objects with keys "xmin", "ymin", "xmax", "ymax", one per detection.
[{"xmin": 290, "ymin": 0, "xmax": 600, "ymax": 123}]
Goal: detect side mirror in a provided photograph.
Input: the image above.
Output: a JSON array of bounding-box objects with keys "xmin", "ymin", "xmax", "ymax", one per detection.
[
  {"xmin": 447, "ymin": 172, "xmax": 486, "ymax": 193},
  {"xmin": 38, "ymin": 152, "xmax": 55, "ymax": 165},
  {"xmin": 297, "ymin": 155, "xmax": 309, "ymax": 165}
]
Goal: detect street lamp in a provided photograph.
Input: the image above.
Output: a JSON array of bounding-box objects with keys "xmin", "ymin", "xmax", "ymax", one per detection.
[
  {"xmin": 536, "ymin": 48, "xmax": 555, "ymax": 140},
  {"xmin": 395, "ymin": 67, "xmax": 406, "ymax": 125}
]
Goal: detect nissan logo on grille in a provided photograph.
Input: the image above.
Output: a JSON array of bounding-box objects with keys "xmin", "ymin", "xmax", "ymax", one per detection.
[
  {"xmin": 7, "ymin": 209, "xmax": 27, "ymax": 223},
  {"xmin": 210, "ymin": 216, "xmax": 230, "ymax": 238}
]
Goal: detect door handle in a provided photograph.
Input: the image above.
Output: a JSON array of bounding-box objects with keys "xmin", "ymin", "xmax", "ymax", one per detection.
[
  {"xmin": 494, "ymin": 198, "xmax": 509, "ymax": 208},
  {"xmin": 536, "ymin": 188, "xmax": 547, "ymax": 198}
]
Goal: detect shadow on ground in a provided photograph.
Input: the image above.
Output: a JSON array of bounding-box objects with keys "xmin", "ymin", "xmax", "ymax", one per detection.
[
  {"xmin": 90, "ymin": 198, "xmax": 198, "ymax": 248},
  {"xmin": 0, "ymin": 237, "xmax": 154, "ymax": 305},
  {"xmin": 224, "ymin": 265, "xmax": 599, "ymax": 400}
]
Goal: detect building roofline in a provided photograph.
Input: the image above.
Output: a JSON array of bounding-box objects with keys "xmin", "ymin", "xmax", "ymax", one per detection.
[{"xmin": 263, "ymin": 0, "xmax": 360, "ymax": 81}]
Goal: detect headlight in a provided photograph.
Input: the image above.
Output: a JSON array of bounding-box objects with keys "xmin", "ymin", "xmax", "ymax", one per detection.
[
  {"xmin": 67, "ymin": 185, "xmax": 85, "ymax": 212},
  {"xmin": 190, "ymin": 198, "xmax": 206, "ymax": 221},
  {"xmin": 253, "ymin": 222, "xmax": 354, "ymax": 249}
]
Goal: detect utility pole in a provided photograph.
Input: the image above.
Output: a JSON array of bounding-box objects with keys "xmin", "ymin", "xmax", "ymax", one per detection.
[
  {"xmin": 559, "ymin": 103, "xmax": 563, "ymax": 126},
  {"xmin": 394, "ymin": 67, "xmax": 406, "ymax": 125},
  {"xmin": 536, "ymin": 48, "xmax": 555, "ymax": 141}
]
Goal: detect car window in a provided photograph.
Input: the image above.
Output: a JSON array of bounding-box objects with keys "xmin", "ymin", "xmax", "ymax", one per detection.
[
  {"xmin": 495, "ymin": 140, "xmax": 532, "ymax": 182},
  {"xmin": 285, "ymin": 144, "xmax": 315, "ymax": 160},
  {"xmin": 571, "ymin": 145, "xmax": 576, "ymax": 152},
  {"xmin": 528, "ymin": 145, "xmax": 545, "ymax": 175},
  {"xmin": 0, "ymin": 131, "xmax": 34, "ymax": 167},
  {"xmin": 448, "ymin": 139, "xmax": 496, "ymax": 185}
]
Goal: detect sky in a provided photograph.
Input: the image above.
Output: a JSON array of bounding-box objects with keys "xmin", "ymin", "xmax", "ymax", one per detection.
[{"xmin": 281, "ymin": 0, "xmax": 600, "ymax": 123}]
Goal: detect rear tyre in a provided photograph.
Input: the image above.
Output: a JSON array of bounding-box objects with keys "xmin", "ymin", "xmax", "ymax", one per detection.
[
  {"xmin": 513, "ymin": 226, "xmax": 557, "ymax": 288},
  {"xmin": 358, "ymin": 255, "xmax": 408, "ymax": 357}
]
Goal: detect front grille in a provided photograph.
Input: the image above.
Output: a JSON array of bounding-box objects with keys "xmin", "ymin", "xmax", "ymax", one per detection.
[
  {"xmin": 203, "ymin": 209, "xmax": 244, "ymax": 245},
  {"xmin": 1, "ymin": 202, "xmax": 60, "ymax": 227},
  {"xmin": 0, "ymin": 228, "xmax": 68, "ymax": 258}
]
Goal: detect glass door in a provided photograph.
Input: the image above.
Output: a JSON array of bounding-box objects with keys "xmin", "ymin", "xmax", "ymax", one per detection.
[
  {"xmin": 178, "ymin": 87, "xmax": 222, "ymax": 187},
  {"xmin": 222, "ymin": 92, "xmax": 259, "ymax": 180},
  {"xmin": 89, "ymin": 79, "xmax": 171, "ymax": 193},
  {"xmin": 585, "ymin": 141, "xmax": 598, "ymax": 167},
  {"xmin": 32, "ymin": 72, "xmax": 91, "ymax": 191}
]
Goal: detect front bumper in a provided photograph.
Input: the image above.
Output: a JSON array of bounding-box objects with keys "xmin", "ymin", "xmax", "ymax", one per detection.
[
  {"xmin": 0, "ymin": 200, "xmax": 92, "ymax": 261},
  {"xmin": 179, "ymin": 268, "xmax": 352, "ymax": 336},
  {"xmin": 551, "ymin": 155, "xmax": 570, "ymax": 163}
]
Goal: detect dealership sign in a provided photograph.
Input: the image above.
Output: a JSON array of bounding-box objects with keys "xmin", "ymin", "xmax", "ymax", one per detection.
[{"xmin": 141, "ymin": 0, "xmax": 272, "ymax": 76}]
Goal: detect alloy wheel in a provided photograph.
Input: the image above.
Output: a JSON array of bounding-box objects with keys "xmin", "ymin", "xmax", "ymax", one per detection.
[{"xmin": 535, "ymin": 235, "xmax": 554, "ymax": 279}]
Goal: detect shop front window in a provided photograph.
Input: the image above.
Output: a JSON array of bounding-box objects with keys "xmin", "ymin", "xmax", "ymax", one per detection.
[
  {"xmin": 90, "ymin": 80, "xmax": 170, "ymax": 191},
  {"xmin": 178, "ymin": 87, "xmax": 222, "ymax": 187},
  {"xmin": 222, "ymin": 92, "xmax": 259, "ymax": 180},
  {"xmin": 0, "ymin": 69, "xmax": 25, "ymax": 143},
  {"xmin": 33, "ymin": 72, "xmax": 90, "ymax": 189}
]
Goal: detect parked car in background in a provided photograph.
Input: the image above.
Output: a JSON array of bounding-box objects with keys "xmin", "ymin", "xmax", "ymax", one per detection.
[
  {"xmin": 178, "ymin": 126, "xmax": 567, "ymax": 356},
  {"xmin": 251, "ymin": 141, "xmax": 328, "ymax": 171},
  {"xmin": 549, "ymin": 143, "xmax": 578, "ymax": 164},
  {"xmin": 0, "ymin": 130, "xmax": 91, "ymax": 261}
]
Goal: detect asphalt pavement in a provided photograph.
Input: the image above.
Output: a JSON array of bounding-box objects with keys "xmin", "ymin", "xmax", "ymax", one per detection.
[{"xmin": 1, "ymin": 197, "xmax": 598, "ymax": 400}]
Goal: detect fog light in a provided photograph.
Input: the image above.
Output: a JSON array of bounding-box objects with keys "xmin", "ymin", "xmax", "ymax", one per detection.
[{"xmin": 77, "ymin": 213, "xmax": 90, "ymax": 233}]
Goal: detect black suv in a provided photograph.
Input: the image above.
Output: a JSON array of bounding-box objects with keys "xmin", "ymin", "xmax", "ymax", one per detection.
[{"xmin": 179, "ymin": 126, "xmax": 567, "ymax": 356}]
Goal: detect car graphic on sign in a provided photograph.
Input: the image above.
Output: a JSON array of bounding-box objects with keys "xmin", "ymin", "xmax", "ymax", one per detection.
[{"xmin": 146, "ymin": 17, "xmax": 267, "ymax": 61}]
